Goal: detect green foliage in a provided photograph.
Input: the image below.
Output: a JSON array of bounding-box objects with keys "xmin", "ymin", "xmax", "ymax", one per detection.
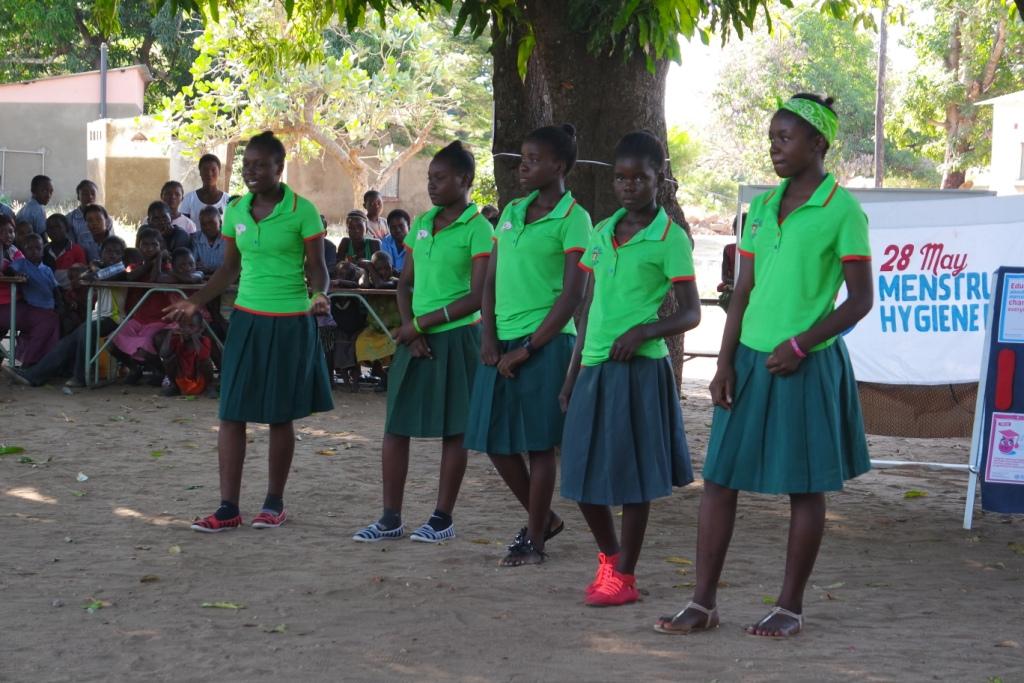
[
  {"xmin": 161, "ymin": 2, "xmax": 491, "ymax": 205},
  {"xmin": 890, "ymin": 0, "xmax": 1024, "ymax": 174},
  {"xmin": 0, "ymin": 1, "xmax": 200, "ymax": 110},
  {"xmin": 96, "ymin": 1, "xmax": 875, "ymax": 76},
  {"xmin": 710, "ymin": 8, "xmax": 880, "ymax": 185}
]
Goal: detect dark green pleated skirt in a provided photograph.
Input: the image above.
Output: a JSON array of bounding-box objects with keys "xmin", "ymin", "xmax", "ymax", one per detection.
[
  {"xmin": 464, "ymin": 333, "xmax": 575, "ymax": 455},
  {"xmin": 560, "ymin": 356, "xmax": 693, "ymax": 505},
  {"xmin": 702, "ymin": 339, "xmax": 870, "ymax": 494},
  {"xmin": 219, "ymin": 309, "xmax": 334, "ymax": 424},
  {"xmin": 385, "ymin": 325, "xmax": 480, "ymax": 438}
]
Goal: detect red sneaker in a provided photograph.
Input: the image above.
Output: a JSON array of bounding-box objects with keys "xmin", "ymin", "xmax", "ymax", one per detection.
[
  {"xmin": 190, "ymin": 513, "xmax": 243, "ymax": 533},
  {"xmin": 585, "ymin": 569, "xmax": 639, "ymax": 607},
  {"xmin": 585, "ymin": 552, "xmax": 619, "ymax": 597},
  {"xmin": 251, "ymin": 509, "xmax": 287, "ymax": 529}
]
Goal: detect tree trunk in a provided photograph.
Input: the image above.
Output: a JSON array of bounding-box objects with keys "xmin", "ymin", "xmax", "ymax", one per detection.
[
  {"xmin": 873, "ymin": 0, "xmax": 888, "ymax": 188},
  {"xmin": 492, "ymin": 2, "xmax": 692, "ymax": 387}
]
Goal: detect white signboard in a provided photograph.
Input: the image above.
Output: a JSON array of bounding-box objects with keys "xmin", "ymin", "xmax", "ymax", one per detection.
[{"xmin": 843, "ymin": 195, "xmax": 1024, "ymax": 385}]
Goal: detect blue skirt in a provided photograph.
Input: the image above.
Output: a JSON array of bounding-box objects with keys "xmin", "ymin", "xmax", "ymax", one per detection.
[
  {"xmin": 464, "ymin": 334, "xmax": 575, "ymax": 455},
  {"xmin": 560, "ymin": 356, "xmax": 693, "ymax": 505},
  {"xmin": 702, "ymin": 340, "xmax": 870, "ymax": 494}
]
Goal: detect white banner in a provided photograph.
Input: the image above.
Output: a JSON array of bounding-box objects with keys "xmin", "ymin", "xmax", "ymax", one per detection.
[{"xmin": 843, "ymin": 194, "xmax": 1024, "ymax": 385}]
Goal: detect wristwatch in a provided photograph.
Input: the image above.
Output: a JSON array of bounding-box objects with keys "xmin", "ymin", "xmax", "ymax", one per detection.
[{"xmin": 521, "ymin": 337, "xmax": 534, "ymax": 356}]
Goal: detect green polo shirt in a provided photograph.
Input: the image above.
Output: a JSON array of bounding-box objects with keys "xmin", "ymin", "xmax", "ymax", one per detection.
[
  {"xmin": 222, "ymin": 183, "xmax": 325, "ymax": 315},
  {"xmin": 407, "ymin": 203, "xmax": 493, "ymax": 333},
  {"xmin": 493, "ymin": 190, "xmax": 592, "ymax": 340},
  {"xmin": 738, "ymin": 174, "xmax": 871, "ymax": 353},
  {"xmin": 579, "ymin": 207, "xmax": 695, "ymax": 366}
]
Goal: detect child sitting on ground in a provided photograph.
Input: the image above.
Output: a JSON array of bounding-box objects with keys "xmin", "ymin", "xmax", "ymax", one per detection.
[
  {"xmin": 159, "ymin": 311, "xmax": 216, "ymax": 398},
  {"xmin": 3, "ymin": 233, "xmax": 60, "ymax": 365}
]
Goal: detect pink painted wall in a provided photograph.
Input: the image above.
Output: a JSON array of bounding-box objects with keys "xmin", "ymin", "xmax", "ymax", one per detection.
[{"xmin": 0, "ymin": 67, "xmax": 148, "ymax": 108}]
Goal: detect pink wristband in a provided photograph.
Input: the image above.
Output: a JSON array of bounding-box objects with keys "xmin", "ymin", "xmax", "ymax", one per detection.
[{"xmin": 789, "ymin": 337, "xmax": 807, "ymax": 359}]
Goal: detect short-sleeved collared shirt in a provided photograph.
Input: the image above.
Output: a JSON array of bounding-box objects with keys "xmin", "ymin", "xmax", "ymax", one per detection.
[
  {"xmin": 191, "ymin": 232, "xmax": 225, "ymax": 272},
  {"xmin": 578, "ymin": 207, "xmax": 695, "ymax": 366},
  {"xmin": 738, "ymin": 174, "xmax": 870, "ymax": 353},
  {"xmin": 406, "ymin": 203, "xmax": 493, "ymax": 333},
  {"xmin": 9, "ymin": 259, "xmax": 58, "ymax": 309},
  {"xmin": 222, "ymin": 183, "xmax": 324, "ymax": 315},
  {"xmin": 493, "ymin": 190, "xmax": 591, "ymax": 340},
  {"xmin": 16, "ymin": 199, "xmax": 47, "ymax": 238},
  {"xmin": 380, "ymin": 234, "xmax": 406, "ymax": 273}
]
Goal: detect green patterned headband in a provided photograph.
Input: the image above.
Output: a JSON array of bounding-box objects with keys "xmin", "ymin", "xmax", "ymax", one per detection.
[{"xmin": 777, "ymin": 97, "xmax": 838, "ymax": 146}]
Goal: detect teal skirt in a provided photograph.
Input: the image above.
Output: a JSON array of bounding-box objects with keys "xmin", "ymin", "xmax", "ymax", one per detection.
[
  {"xmin": 464, "ymin": 333, "xmax": 575, "ymax": 455},
  {"xmin": 385, "ymin": 325, "xmax": 480, "ymax": 438},
  {"xmin": 560, "ymin": 356, "xmax": 693, "ymax": 505},
  {"xmin": 219, "ymin": 309, "xmax": 334, "ymax": 424},
  {"xmin": 703, "ymin": 339, "xmax": 870, "ymax": 494}
]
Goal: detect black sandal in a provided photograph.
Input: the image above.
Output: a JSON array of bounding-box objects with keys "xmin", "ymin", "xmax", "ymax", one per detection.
[
  {"xmin": 508, "ymin": 518, "xmax": 565, "ymax": 550},
  {"xmin": 499, "ymin": 537, "xmax": 546, "ymax": 567}
]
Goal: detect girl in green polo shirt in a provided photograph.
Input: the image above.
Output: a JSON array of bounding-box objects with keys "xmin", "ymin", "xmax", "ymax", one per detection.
[
  {"xmin": 353, "ymin": 141, "xmax": 493, "ymax": 544},
  {"xmin": 560, "ymin": 131, "xmax": 701, "ymax": 607},
  {"xmin": 464, "ymin": 124, "xmax": 591, "ymax": 567},
  {"xmin": 163, "ymin": 131, "xmax": 333, "ymax": 533},
  {"xmin": 655, "ymin": 94, "xmax": 874, "ymax": 638}
]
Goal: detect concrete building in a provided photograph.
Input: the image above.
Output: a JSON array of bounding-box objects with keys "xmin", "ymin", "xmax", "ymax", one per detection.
[
  {"xmin": 89, "ymin": 115, "xmax": 434, "ymax": 226},
  {"xmin": 0, "ymin": 65, "xmax": 150, "ymax": 205},
  {"xmin": 978, "ymin": 89, "xmax": 1024, "ymax": 196}
]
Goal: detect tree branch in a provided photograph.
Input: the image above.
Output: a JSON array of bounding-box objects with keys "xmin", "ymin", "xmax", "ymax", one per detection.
[
  {"xmin": 979, "ymin": 15, "xmax": 1007, "ymax": 96},
  {"xmin": 375, "ymin": 116, "xmax": 436, "ymax": 187}
]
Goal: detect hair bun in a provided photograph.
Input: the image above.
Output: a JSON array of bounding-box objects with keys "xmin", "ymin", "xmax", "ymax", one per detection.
[
  {"xmin": 824, "ymin": 96, "xmax": 835, "ymax": 107},
  {"xmin": 443, "ymin": 140, "xmax": 465, "ymax": 152},
  {"xmin": 560, "ymin": 123, "xmax": 577, "ymax": 138}
]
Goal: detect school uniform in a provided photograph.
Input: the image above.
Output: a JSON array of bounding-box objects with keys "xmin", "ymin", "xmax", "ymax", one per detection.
[
  {"xmin": 385, "ymin": 204, "xmax": 492, "ymax": 438},
  {"xmin": 6, "ymin": 258, "xmax": 60, "ymax": 364},
  {"xmin": 219, "ymin": 183, "xmax": 333, "ymax": 424},
  {"xmin": 703, "ymin": 174, "xmax": 872, "ymax": 494},
  {"xmin": 380, "ymin": 233, "xmax": 406, "ymax": 273},
  {"xmin": 68, "ymin": 207, "xmax": 114, "ymax": 263},
  {"xmin": 191, "ymin": 232, "xmax": 225, "ymax": 272},
  {"xmin": 464, "ymin": 190, "xmax": 591, "ymax": 454},
  {"xmin": 16, "ymin": 199, "xmax": 47, "ymax": 239},
  {"xmin": 560, "ymin": 208, "xmax": 694, "ymax": 505}
]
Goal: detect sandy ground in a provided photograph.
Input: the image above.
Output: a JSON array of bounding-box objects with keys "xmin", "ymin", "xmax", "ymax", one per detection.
[{"xmin": 2, "ymin": 371, "xmax": 1023, "ymax": 683}]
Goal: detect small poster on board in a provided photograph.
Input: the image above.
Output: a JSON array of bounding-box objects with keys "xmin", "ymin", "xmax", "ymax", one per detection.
[
  {"xmin": 997, "ymin": 273, "xmax": 1024, "ymax": 344},
  {"xmin": 985, "ymin": 413, "xmax": 1024, "ymax": 484}
]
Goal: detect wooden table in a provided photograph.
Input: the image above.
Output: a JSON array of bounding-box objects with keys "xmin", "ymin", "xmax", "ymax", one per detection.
[{"xmin": 0, "ymin": 275, "xmax": 27, "ymax": 367}]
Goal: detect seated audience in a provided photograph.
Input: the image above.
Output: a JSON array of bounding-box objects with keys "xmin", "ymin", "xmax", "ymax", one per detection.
[
  {"xmin": 181, "ymin": 154, "xmax": 229, "ymax": 221},
  {"xmin": 481, "ymin": 203, "xmax": 500, "ymax": 227},
  {"xmin": 364, "ymin": 251, "xmax": 398, "ymax": 289},
  {"xmin": 330, "ymin": 261, "xmax": 368, "ymax": 391},
  {"xmin": 4, "ymin": 236, "xmax": 130, "ymax": 388},
  {"xmin": 15, "ymin": 174, "xmax": 52, "ymax": 239},
  {"xmin": 2, "ymin": 233, "xmax": 60, "ymax": 365},
  {"xmin": 191, "ymin": 206, "xmax": 225, "ymax": 276},
  {"xmin": 79, "ymin": 204, "xmax": 114, "ymax": 263},
  {"xmin": 381, "ymin": 209, "xmax": 409, "ymax": 274},
  {"xmin": 43, "ymin": 214, "xmax": 87, "ymax": 287},
  {"xmin": 161, "ymin": 180, "xmax": 197, "ymax": 234},
  {"xmin": 159, "ymin": 311, "xmax": 217, "ymax": 399},
  {"xmin": 338, "ymin": 210, "xmax": 380, "ymax": 267},
  {"xmin": 14, "ymin": 220, "xmax": 35, "ymax": 250},
  {"xmin": 141, "ymin": 201, "xmax": 191, "ymax": 253},
  {"xmin": 67, "ymin": 181, "xmax": 113, "ymax": 251},
  {"xmin": 117, "ymin": 228, "xmax": 180, "ymax": 384}
]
